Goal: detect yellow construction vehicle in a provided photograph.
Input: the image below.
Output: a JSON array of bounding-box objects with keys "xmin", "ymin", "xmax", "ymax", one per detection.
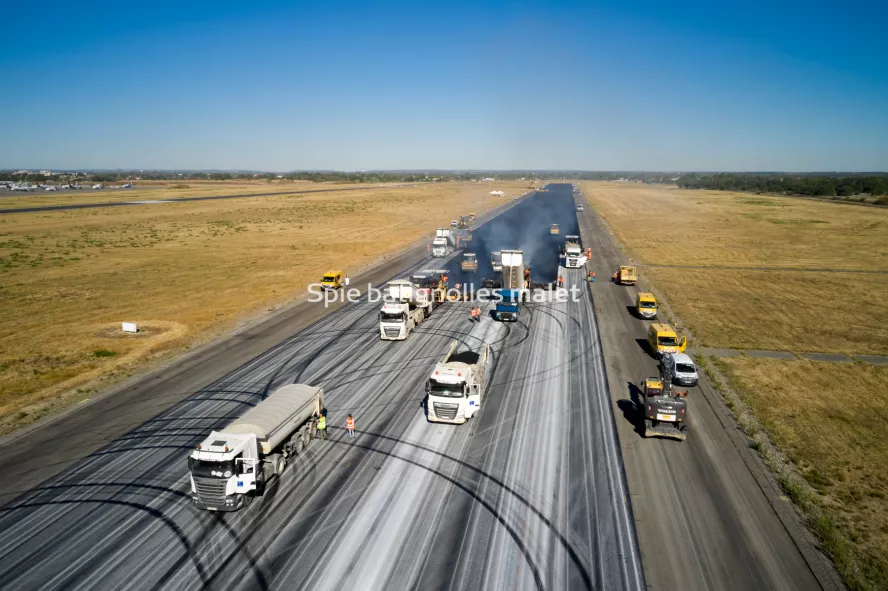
[
  {"xmin": 549, "ymin": 224, "xmax": 560, "ymax": 235},
  {"xmin": 614, "ymin": 265, "xmax": 637, "ymax": 285},
  {"xmin": 461, "ymin": 252, "xmax": 478, "ymax": 272}
]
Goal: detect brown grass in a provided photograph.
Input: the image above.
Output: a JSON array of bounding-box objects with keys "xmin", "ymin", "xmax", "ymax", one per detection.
[
  {"xmin": 0, "ymin": 181, "xmax": 525, "ymax": 433},
  {"xmin": 716, "ymin": 357, "xmax": 888, "ymax": 590},
  {"xmin": 582, "ymin": 181, "xmax": 888, "ymax": 590}
]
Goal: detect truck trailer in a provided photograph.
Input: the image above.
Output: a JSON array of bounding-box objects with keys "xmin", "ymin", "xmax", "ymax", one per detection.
[
  {"xmin": 189, "ymin": 384, "xmax": 324, "ymax": 511},
  {"xmin": 426, "ymin": 340, "xmax": 489, "ymax": 424}
]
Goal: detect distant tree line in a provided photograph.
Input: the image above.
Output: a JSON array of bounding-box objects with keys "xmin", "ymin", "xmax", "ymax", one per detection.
[{"xmin": 677, "ymin": 173, "xmax": 888, "ymax": 198}]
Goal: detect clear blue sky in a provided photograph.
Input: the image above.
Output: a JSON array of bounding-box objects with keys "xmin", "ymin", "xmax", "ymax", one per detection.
[{"xmin": 1, "ymin": 0, "xmax": 885, "ymax": 171}]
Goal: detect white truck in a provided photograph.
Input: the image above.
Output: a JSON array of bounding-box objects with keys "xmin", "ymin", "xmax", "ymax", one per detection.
[
  {"xmin": 189, "ymin": 384, "xmax": 323, "ymax": 511},
  {"xmin": 490, "ymin": 251, "xmax": 503, "ymax": 272},
  {"xmin": 501, "ymin": 249, "xmax": 526, "ymax": 289},
  {"xmin": 561, "ymin": 235, "xmax": 587, "ymax": 268},
  {"xmin": 379, "ymin": 279, "xmax": 433, "ymax": 340},
  {"xmin": 431, "ymin": 228, "xmax": 456, "ymax": 257},
  {"xmin": 426, "ymin": 340, "xmax": 489, "ymax": 424}
]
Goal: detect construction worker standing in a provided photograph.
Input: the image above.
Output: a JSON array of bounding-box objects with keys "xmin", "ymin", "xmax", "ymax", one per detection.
[
  {"xmin": 346, "ymin": 414, "xmax": 355, "ymax": 438},
  {"xmin": 344, "ymin": 274, "xmax": 350, "ymax": 288},
  {"xmin": 316, "ymin": 412, "xmax": 327, "ymax": 440}
]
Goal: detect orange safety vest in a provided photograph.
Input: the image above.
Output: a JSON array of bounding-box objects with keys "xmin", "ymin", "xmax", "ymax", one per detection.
[{"xmin": 346, "ymin": 417, "xmax": 355, "ymax": 429}]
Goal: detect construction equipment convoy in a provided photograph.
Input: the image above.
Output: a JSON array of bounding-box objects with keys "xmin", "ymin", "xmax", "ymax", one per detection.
[
  {"xmin": 378, "ymin": 279, "xmax": 434, "ymax": 340},
  {"xmin": 431, "ymin": 228, "xmax": 456, "ymax": 257},
  {"xmin": 189, "ymin": 384, "xmax": 324, "ymax": 511},
  {"xmin": 560, "ymin": 235, "xmax": 587, "ymax": 268},
  {"xmin": 426, "ymin": 340, "xmax": 489, "ymax": 424},
  {"xmin": 638, "ymin": 353, "xmax": 689, "ymax": 441}
]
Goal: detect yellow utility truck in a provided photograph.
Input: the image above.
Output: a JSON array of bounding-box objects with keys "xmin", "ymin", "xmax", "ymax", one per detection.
[
  {"xmin": 635, "ymin": 292, "xmax": 658, "ymax": 319},
  {"xmin": 647, "ymin": 323, "xmax": 687, "ymax": 357},
  {"xmin": 614, "ymin": 265, "xmax": 637, "ymax": 285},
  {"xmin": 321, "ymin": 270, "xmax": 344, "ymax": 290}
]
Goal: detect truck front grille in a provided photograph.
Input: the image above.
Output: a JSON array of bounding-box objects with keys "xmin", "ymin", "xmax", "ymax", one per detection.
[
  {"xmin": 433, "ymin": 402, "xmax": 459, "ymax": 420},
  {"xmin": 384, "ymin": 327, "xmax": 401, "ymax": 338},
  {"xmin": 193, "ymin": 476, "xmax": 227, "ymax": 505}
]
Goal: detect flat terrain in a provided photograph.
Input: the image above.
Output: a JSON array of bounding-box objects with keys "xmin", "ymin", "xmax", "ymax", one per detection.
[
  {"xmin": 0, "ymin": 187, "xmax": 644, "ymax": 591},
  {"xmin": 581, "ymin": 180, "xmax": 886, "ymax": 590},
  {"xmin": 0, "ymin": 181, "xmax": 525, "ymax": 434},
  {"xmin": 718, "ymin": 357, "xmax": 888, "ymax": 589}
]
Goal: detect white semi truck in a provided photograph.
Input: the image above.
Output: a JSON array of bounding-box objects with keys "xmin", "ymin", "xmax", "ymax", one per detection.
[
  {"xmin": 431, "ymin": 228, "xmax": 456, "ymax": 257},
  {"xmin": 561, "ymin": 235, "xmax": 587, "ymax": 268},
  {"xmin": 189, "ymin": 384, "xmax": 323, "ymax": 511},
  {"xmin": 426, "ymin": 340, "xmax": 489, "ymax": 424},
  {"xmin": 379, "ymin": 279, "xmax": 433, "ymax": 340}
]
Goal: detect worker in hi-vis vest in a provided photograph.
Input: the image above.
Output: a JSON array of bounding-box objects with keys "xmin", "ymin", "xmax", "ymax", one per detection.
[{"xmin": 317, "ymin": 412, "xmax": 327, "ymax": 440}]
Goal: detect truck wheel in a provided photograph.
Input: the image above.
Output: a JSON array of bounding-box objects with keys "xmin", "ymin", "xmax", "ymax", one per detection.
[
  {"xmin": 643, "ymin": 419, "xmax": 652, "ymax": 438},
  {"xmin": 276, "ymin": 456, "xmax": 286, "ymax": 475},
  {"xmin": 302, "ymin": 428, "xmax": 311, "ymax": 448},
  {"xmin": 309, "ymin": 422, "xmax": 317, "ymax": 440},
  {"xmin": 241, "ymin": 494, "xmax": 253, "ymax": 508},
  {"xmin": 295, "ymin": 437, "xmax": 304, "ymax": 456}
]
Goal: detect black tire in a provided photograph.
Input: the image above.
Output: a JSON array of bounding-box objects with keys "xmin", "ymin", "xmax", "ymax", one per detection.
[
  {"xmin": 309, "ymin": 422, "xmax": 317, "ymax": 440},
  {"xmin": 643, "ymin": 419, "xmax": 653, "ymax": 438},
  {"xmin": 295, "ymin": 437, "xmax": 304, "ymax": 456},
  {"xmin": 302, "ymin": 428, "xmax": 311, "ymax": 448},
  {"xmin": 275, "ymin": 456, "xmax": 286, "ymax": 475},
  {"xmin": 241, "ymin": 494, "xmax": 254, "ymax": 508}
]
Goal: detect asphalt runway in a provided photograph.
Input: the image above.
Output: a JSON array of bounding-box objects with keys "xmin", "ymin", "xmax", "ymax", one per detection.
[{"xmin": 0, "ymin": 186, "xmax": 644, "ymax": 590}]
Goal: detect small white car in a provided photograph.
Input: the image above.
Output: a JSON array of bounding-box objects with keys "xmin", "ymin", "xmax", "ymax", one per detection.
[
  {"xmin": 576, "ymin": 204, "xmax": 584, "ymax": 211},
  {"xmin": 667, "ymin": 353, "xmax": 698, "ymax": 387}
]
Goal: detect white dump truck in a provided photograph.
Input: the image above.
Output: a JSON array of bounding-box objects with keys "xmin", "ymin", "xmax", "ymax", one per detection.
[
  {"xmin": 501, "ymin": 249, "xmax": 526, "ymax": 289},
  {"xmin": 189, "ymin": 384, "xmax": 323, "ymax": 511},
  {"xmin": 561, "ymin": 235, "xmax": 587, "ymax": 268},
  {"xmin": 432, "ymin": 228, "xmax": 456, "ymax": 257},
  {"xmin": 379, "ymin": 279, "xmax": 432, "ymax": 340},
  {"xmin": 426, "ymin": 340, "xmax": 489, "ymax": 424}
]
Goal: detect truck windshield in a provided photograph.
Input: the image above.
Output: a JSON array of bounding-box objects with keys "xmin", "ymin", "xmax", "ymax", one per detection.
[
  {"xmin": 658, "ymin": 336, "xmax": 678, "ymax": 346},
  {"xmin": 380, "ymin": 312, "xmax": 405, "ymax": 323},
  {"xmin": 189, "ymin": 457, "xmax": 236, "ymax": 478},
  {"xmin": 499, "ymin": 293, "xmax": 518, "ymax": 304},
  {"xmin": 429, "ymin": 380, "xmax": 464, "ymax": 398}
]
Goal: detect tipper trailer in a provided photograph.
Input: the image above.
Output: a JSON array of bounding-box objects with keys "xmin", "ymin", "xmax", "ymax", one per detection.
[
  {"xmin": 189, "ymin": 384, "xmax": 324, "ymax": 511},
  {"xmin": 426, "ymin": 340, "xmax": 489, "ymax": 424}
]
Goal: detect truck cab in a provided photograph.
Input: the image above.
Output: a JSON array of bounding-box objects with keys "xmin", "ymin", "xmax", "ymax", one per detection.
[
  {"xmin": 379, "ymin": 303, "xmax": 413, "ymax": 340},
  {"xmin": 616, "ymin": 265, "xmax": 638, "ymax": 285},
  {"xmin": 494, "ymin": 288, "xmax": 520, "ymax": 321},
  {"xmin": 647, "ymin": 323, "xmax": 687, "ymax": 357},
  {"xmin": 321, "ymin": 270, "xmax": 344, "ymax": 290},
  {"xmin": 189, "ymin": 432, "xmax": 261, "ymax": 511},
  {"xmin": 490, "ymin": 251, "xmax": 503, "ymax": 272},
  {"xmin": 561, "ymin": 235, "xmax": 586, "ymax": 268},
  {"xmin": 636, "ymin": 292, "xmax": 658, "ymax": 319}
]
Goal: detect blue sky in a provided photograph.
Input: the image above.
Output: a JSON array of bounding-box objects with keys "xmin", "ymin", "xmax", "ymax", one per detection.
[{"xmin": 1, "ymin": 0, "xmax": 885, "ymax": 171}]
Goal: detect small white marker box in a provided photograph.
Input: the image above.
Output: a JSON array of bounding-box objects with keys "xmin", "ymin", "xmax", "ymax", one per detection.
[{"xmin": 122, "ymin": 322, "xmax": 138, "ymax": 333}]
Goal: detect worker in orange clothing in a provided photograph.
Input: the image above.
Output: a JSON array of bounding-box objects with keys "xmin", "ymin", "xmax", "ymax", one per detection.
[
  {"xmin": 346, "ymin": 414, "xmax": 355, "ymax": 438},
  {"xmin": 612, "ymin": 271, "xmax": 618, "ymax": 282},
  {"xmin": 586, "ymin": 247, "xmax": 592, "ymax": 259}
]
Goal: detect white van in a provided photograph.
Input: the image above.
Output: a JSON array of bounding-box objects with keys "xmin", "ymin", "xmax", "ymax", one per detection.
[{"xmin": 667, "ymin": 353, "xmax": 698, "ymax": 387}]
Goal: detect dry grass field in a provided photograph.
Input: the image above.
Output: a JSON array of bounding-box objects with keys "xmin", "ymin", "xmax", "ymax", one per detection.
[
  {"xmin": 0, "ymin": 181, "xmax": 524, "ymax": 434},
  {"xmin": 581, "ymin": 181, "xmax": 888, "ymax": 590},
  {"xmin": 717, "ymin": 358, "xmax": 888, "ymax": 589},
  {"xmin": 0, "ymin": 179, "xmax": 369, "ymax": 209},
  {"xmin": 581, "ymin": 182, "xmax": 888, "ymax": 353}
]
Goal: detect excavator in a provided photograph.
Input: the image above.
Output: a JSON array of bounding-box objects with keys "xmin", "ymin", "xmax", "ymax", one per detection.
[{"xmin": 638, "ymin": 353, "xmax": 689, "ymax": 442}]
